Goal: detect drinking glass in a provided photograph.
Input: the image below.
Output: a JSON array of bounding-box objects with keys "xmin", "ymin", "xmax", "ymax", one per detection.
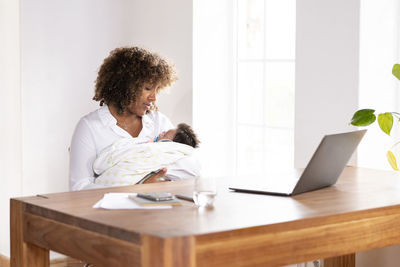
[{"xmin": 193, "ymin": 176, "xmax": 217, "ymax": 208}]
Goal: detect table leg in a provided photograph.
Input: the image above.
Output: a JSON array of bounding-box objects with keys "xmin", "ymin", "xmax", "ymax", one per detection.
[
  {"xmin": 142, "ymin": 235, "xmax": 195, "ymax": 267},
  {"xmin": 324, "ymin": 254, "xmax": 355, "ymax": 267},
  {"xmin": 10, "ymin": 199, "xmax": 49, "ymax": 267}
]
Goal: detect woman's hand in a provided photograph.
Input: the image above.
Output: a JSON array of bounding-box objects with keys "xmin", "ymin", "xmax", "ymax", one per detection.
[{"xmin": 139, "ymin": 168, "xmax": 170, "ymax": 184}]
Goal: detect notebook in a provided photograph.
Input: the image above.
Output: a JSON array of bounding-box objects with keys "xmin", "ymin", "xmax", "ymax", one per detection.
[{"xmin": 229, "ymin": 130, "xmax": 367, "ymax": 196}]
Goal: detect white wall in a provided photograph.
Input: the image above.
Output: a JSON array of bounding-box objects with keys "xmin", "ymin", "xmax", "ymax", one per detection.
[
  {"xmin": 2, "ymin": 0, "xmax": 192, "ymax": 257},
  {"xmin": 0, "ymin": 0, "xmax": 21, "ymax": 259},
  {"xmin": 295, "ymin": 0, "xmax": 360, "ymax": 167}
]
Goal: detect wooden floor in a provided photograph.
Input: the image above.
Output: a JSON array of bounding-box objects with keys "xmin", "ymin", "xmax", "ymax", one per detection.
[
  {"xmin": 0, "ymin": 256, "xmax": 87, "ymax": 267},
  {"xmin": 0, "ymin": 254, "xmax": 10, "ymax": 267}
]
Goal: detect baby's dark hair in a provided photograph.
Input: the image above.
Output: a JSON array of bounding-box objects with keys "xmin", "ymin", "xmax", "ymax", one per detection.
[{"xmin": 173, "ymin": 123, "xmax": 200, "ymax": 148}]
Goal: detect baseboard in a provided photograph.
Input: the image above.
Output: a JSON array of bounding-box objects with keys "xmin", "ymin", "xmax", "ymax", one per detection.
[{"xmin": 0, "ymin": 254, "xmax": 10, "ymax": 267}]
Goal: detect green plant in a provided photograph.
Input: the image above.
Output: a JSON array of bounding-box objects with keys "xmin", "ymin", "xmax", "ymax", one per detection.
[{"xmin": 350, "ymin": 64, "xmax": 400, "ymax": 170}]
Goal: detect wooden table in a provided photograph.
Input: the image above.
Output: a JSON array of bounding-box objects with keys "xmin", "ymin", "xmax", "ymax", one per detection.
[{"xmin": 10, "ymin": 167, "xmax": 400, "ymax": 267}]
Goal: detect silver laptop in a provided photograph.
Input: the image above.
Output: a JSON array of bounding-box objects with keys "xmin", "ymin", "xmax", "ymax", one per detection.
[{"xmin": 229, "ymin": 130, "xmax": 366, "ymax": 196}]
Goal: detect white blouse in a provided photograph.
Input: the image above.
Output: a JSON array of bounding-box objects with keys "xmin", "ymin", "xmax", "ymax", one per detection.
[{"xmin": 69, "ymin": 105, "xmax": 174, "ymax": 191}]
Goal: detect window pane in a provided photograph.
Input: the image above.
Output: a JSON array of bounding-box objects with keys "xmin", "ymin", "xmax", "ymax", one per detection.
[
  {"xmin": 265, "ymin": 0, "xmax": 296, "ymax": 59},
  {"xmin": 264, "ymin": 128, "xmax": 294, "ymax": 170},
  {"xmin": 264, "ymin": 62, "xmax": 295, "ymax": 128},
  {"xmin": 235, "ymin": 0, "xmax": 296, "ymax": 176},
  {"xmin": 237, "ymin": 0, "xmax": 265, "ymax": 59},
  {"xmin": 237, "ymin": 62, "xmax": 264, "ymax": 125},
  {"xmin": 237, "ymin": 125, "xmax": 264, "ymax": 175}
]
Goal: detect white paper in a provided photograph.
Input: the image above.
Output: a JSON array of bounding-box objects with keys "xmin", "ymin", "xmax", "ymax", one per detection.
[{"xmin": 93, "ymin": 193, "xmax": 172, "ymax": 209}]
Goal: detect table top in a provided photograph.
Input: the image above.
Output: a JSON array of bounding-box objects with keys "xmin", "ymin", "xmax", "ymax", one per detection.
[{"xmin": 16, "ymin": 167, "xmax": 400, "ymax": 244}]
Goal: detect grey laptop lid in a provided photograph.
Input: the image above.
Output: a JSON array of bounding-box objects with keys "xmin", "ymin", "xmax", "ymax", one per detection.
[{"xmin": 229, "ymin": 130, "xmax": 367, "ymax": 196}]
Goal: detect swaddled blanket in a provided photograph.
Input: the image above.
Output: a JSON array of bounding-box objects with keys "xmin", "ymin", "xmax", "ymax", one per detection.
[{"xmin": 93, "ymin": 137, "xmax": 197, "ymax": 186}]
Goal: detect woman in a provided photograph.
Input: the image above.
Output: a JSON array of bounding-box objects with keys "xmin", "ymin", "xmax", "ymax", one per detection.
[{"xmin": 69, "ymin": 46, "xmax": 178, "ymax": 191}]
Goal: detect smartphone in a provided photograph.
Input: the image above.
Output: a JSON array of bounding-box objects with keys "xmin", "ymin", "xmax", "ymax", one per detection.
[
  {"xmin": 136, "ymin": 192, "xmax": 174, "ymax": 202},
  {"xmin": 137, "ymin": 169, "xmax": 168, "ymax": 184}
]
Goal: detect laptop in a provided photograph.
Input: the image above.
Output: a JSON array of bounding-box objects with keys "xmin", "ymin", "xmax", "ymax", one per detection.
[{"xmin": 229, "ymin": 130, "xmax": 367, "ymax": 196}]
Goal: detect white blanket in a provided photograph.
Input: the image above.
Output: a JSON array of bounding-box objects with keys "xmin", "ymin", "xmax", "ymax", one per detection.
[{"xmin": 93, "ymin": 137, "xmax": 199, "ymax": 186}]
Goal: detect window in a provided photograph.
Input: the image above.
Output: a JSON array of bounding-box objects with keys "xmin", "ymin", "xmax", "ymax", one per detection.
[{"xmin": 235, "ymin": 0, "xmax": 296, "ymax": 175}]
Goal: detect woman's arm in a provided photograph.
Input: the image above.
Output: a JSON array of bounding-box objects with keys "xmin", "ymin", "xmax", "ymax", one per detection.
[{"xmin": 69, "ymin": 118, "xmax": 104, "ymax": 191}]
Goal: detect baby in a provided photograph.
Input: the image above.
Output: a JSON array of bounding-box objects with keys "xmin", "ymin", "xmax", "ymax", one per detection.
[
  {"xmin": 92, "ymin": 123, "xmax": 200, "ymax": 187},
  {"xmin": 152, "ymin": 123, "xmax": 200, "ymax": 148}
]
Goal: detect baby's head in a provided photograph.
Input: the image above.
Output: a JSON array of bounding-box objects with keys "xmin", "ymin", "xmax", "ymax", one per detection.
[{"xmin": 157, "ymin": 123, "xmax": 200, "ymax": 148}]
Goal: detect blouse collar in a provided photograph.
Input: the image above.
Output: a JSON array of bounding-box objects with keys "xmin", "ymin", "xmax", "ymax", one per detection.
[
  {"xmin": 98, "ymin": 104, "xmax": 154, "ymax": 138},
  {"xmin": 98, "ymin": 104, "xmax": 117, "ymax": 126}
]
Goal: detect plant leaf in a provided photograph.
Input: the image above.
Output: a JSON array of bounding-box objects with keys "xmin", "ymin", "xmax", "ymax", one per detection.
[
  {"xmin": 392, "ymin": 64, "xmax": 400, "ymax": 80},
  {"xmin": 378, "ymin": 112, "xmax": 393, "ymax": 135},
  {"xmin": 387, "ymin": 150, "xmax": 399, "ymax": 171},
  {"xmin": 350, "ymin": 109, "xmax": 376, "ymax": 126}
]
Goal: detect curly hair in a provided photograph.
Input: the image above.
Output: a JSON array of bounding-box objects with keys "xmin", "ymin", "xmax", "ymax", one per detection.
[
  {"xmin": 173, "ymin": 123, "xmax": 200, "ymax": 148},
  {"xmin": 93, "ymin": 46, "xmax": 177, "ymax": 114}
]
